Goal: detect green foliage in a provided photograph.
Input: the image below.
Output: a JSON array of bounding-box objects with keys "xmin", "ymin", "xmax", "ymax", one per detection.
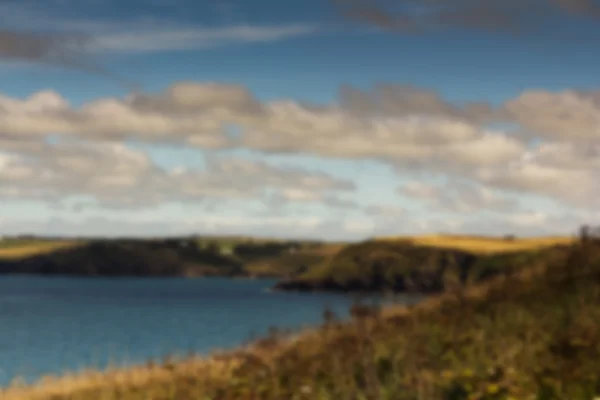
[
  {"xmin": 279, "ymin": 240, "xmax": 570, "ymax": 294},
  {"xmin": 0, "ymin": 236, "xmax": 339, "ymax": 280},
  {"xmin": 7, "ymin": 241, "xmax": 600, "ymax": 400}
]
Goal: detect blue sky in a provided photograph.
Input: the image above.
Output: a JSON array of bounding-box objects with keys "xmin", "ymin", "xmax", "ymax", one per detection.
[{"xmin": 1, "ymin": 0, "xmax": 600, "ymax": 240}]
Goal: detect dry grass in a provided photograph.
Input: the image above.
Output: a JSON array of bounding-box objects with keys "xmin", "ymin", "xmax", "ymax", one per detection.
[
  {"xmin": 7, "ymin": 241, "xmax": 600, "ymax": 400},
  {"xmin": 1, "ymin": 355, "xmax": 238, "ymax": 400},
  {"xmin": 376, "ymin": 234, "xmax": 576, "ymax": 254},
  {"xmin": 0, "ymin": 241, "xmax": 83, "ymax": 260},
  {"xmin": 0, "ymin": 326, "xmax": 317, "ymax": 400},
  {"xmin": 5, "ymin": 240, "xmax": 600, "ymax": 400}
]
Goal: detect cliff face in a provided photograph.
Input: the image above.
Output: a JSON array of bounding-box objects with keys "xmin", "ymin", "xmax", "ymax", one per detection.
[{"xmin": 273, "ymin": 240, "xmax": 568, "ymax": 294}]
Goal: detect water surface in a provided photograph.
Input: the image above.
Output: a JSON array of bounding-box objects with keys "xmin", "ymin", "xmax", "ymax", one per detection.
[{"xmin": 0, "ymin": 276, "xmax": 421, "ymax": 386}]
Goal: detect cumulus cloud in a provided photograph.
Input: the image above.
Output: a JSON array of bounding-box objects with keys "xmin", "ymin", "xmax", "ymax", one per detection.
[
  {"xmin": 1, "ymin": 81, "xmax": 599, "ymax": 227},
  {"xmin": 0, "ymin": 140, "xmax": 355, "ymax": 208},
  {"xmin": 399, "ymin": 180, "xmax": 521, "ymax": 213},
  {"xmin": 0, "ymin": 83, "xmax": 524, "ymax": 175},
  {"xmin": 338, "ymin": 84, "xmax": 498, "ymax": 123},
  {"xmin": 0, "ymin": 85, "xmax": 257, "ymax": 145},
  {"xmin": 241, "ymin": 102, "xmax": 524, "ymax": 171},
  {"xmin": 476, "ymin": 159, "xmax": 600, "ymax": 208},
  {"xmin": 457, "ymin": 209, "xmax": 597, "ymax": 237},
  {"xmin": 0, "ymin": 214, "xmax": 325, "ymax": 239},
  {"xmin": 364, "ymin": 204, "xmax": 405, "ymax": 217},
  {"xmin": 504, "ymin": 89, "xmax": 600, "ymax": 141}
]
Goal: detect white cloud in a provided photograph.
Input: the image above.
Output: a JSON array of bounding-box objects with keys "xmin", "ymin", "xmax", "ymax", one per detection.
[
  {"xmin": 89, "ymin": 24, "xmax": 317, "ymax": 53},
  {"xmin": 504, "ymin": 89, "xmax": 600, "ymax": 141},
  {"xmin": 399, "ymin": 180, "xmax": 521, "ymax": 213},
  {"xmin": 0, "ymin": 2, "xmax": 318, "ymax": 55},
  {"xmin": 0, "ymin": 140, "xmax": 355, "ymax": 208},
  {"xmin": 1, "ymin": 81, "xmax": 599, "ymax": 237},
  {"xmin": 401, "ymin": 182, "xmax": 440, "ymax": 199},
  {"xmin": 364, "ymin": 204, "xmax": 405, "ymax": 217}
]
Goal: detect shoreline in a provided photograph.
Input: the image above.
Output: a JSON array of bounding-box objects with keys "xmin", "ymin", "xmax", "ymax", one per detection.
[{"xmin": 0, "ymin": 259, "xmax": 550, "ymax": 400}]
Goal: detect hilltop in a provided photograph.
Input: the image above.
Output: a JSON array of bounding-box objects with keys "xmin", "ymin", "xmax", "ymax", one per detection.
[
  {"xmin": 0, "ymin": 235, "xmax": 576, "ymax": 297},
  {"xmin": 274, "ymin": 235, "xmax": 574, "ymax": 293},
  {"xmin": 0, "ymin": 236, "xmax": 338, "ymax": 279}
]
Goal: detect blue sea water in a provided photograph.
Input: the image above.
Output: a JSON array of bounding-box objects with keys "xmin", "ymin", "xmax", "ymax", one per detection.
[{"xmin": 0, "ymin": 276, "xmax": 421, "ymax": 387}]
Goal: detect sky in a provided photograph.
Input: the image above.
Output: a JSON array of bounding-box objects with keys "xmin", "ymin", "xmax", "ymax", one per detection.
[{"xmin": 1, "ymin": 0, "xmax": 600, "ymax": 240}]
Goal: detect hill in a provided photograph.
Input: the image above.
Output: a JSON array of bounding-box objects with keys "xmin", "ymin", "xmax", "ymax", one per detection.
[
  {"xmin": 0, "ymin": 237, "xmax": 335, "ymax": 278},
  {"xmin": 274, "ymin": 236, "xmax": 573, "ymax": 293},
  {"xmin": 4, "ymin": 238, "xmax": 599, "ymax": 400}
]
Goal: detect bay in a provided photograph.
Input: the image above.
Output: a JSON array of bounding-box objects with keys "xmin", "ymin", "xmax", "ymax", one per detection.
[{"xmin": 0, "ymin": 276, "xmax": 421, "ymax": 386}]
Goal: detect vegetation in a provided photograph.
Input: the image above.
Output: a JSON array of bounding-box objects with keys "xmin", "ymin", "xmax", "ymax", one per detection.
[
  {"xmin": 4, "ymin": 237, "xmax": 600, "ymax": 400},
  {"xmin": 275, "ymin": 238, "xmax": 570, "ymax": 293},
  {"xmin": 0, "ymin": 235, "xmax": 575, "ymax": 296},
  {"xmin": 245, "ymin": 244, "xmax": 344, "ymax": 278},
  {"xmin": 0, "ymin": 236, "xmax": 334, "ymax": 278}
]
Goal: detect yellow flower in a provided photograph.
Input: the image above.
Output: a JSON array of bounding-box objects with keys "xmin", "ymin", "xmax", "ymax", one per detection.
[
  {"xmin": 441, "ymin": 370, "xmax": 454, "ymax": 380},
  {"xmin": 463, "ymin": 368, "xmax": 474, "ymax": 377},
  {"xmin": 487, "ymin": 384, "xmax": 500, "ymax": 394}
]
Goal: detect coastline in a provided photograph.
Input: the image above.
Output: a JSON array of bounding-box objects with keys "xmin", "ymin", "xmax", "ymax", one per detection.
[
  {"xmin": 3, "ymin": 239, "xmax": 598, "ymax": 400},
  {"xmin": 0, "ymin": 259, "xmax": 550, "ymax": 400}
]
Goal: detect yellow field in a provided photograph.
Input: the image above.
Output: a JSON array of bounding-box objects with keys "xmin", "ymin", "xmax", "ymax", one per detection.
[
  {"xmin": 375, "ymin": 234, "xmax": 576, "ymax": 254},
  {"xmin": 0, "ymin": 241, "xmax": 82, "ymax": 260}
]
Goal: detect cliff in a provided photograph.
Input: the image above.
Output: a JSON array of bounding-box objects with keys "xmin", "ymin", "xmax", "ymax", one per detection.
[{"xmin": 273, "ymin": 239, "xmax": 570, "ymax": 293}]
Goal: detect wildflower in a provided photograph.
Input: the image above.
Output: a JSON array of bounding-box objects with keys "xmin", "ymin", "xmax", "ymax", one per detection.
[
  {"xmin": 463, "ymin": 368, "xmax": 474, "ymax": 377},
  {"xmin": 487, "ymin": 384, "xmax": 500, "ymax": 394},
  {"xmin": 441, "ymin": 370, "xmax": 454, "ymax": 380}
]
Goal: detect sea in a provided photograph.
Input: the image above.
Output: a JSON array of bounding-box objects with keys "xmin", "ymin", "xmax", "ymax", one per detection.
[{"xmin": 0, "ymin": 276, "xmax": 422, "ymax": 387}]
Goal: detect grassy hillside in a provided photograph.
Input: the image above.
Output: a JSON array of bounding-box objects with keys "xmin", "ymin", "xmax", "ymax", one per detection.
[
  {"xmin": 275, "ymin": 237, "xmax": 572, "ymax": 293},
  {"xmin": 4, "ymin": 240, "xmax": 600, "ymax": 400},
  {"xmin": 245, "ymin": 244, "xmax": 344, "ymax": 278},
  {"xmin": 0, "ymin": 237, "xmax": 333, "ymax": 278},
  {"xmin": 0, "ymin": 235, "xmax": 573, "ymax": 293}
]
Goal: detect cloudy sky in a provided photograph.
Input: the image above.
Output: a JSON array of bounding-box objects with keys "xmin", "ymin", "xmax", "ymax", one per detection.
[{"xmin": 1, "ymin": 0, "xmax": 600, "ymax": 240}]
